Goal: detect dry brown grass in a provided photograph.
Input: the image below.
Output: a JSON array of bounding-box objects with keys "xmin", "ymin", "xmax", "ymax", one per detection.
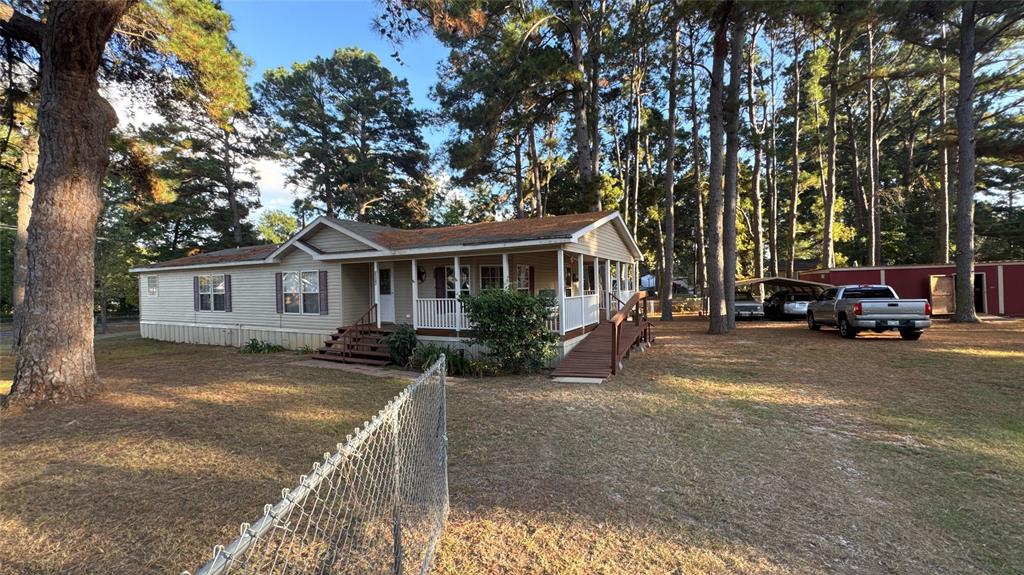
[
  {"xmin": 0, "ymin": 340, "xmax": 407, "ymax": 574},
  {"xmin": 2, "ymin": 318, "xmax": 1022, "ymax": 575},
  {"xmin": 433, "ymin": 317, "xmax": 1024, "ymax": 575}
]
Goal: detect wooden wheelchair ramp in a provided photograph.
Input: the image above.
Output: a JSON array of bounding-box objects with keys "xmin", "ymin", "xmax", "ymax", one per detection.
[{"xmin": 551, "ymin": 291, "xmax": 652, "ymax": 384}]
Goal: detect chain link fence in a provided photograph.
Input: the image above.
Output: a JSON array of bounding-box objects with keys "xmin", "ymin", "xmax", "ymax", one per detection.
[{"xmin": 183, "ymin": 355, "xmax": 449, "ymax": 575}]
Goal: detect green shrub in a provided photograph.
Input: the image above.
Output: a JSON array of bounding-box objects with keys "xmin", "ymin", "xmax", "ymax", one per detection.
[
  {"xmin": 466, "ymin": 359, "xmax": 502, "ymax": 377},
  {"xmin": 461, "ymin": 289, "xmax": 559, "ymax": 374},
  {"xmin": 386, "ymin": 324, "xmax": 418, "ymax": 366},
  {"xmin": 410, "ymin": 343, "xmax": 468, "ymax": 376},
  {"xmin": 294, "ymin": 344, "xmax": 315, "ymax": 355},
  {"xmin": 240, "ymin": 338, "xmax": 285, "ymax": 354}
]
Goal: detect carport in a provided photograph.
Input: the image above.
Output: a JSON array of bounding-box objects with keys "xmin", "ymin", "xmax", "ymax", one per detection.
[{"xmin": 736, "ymin": 276, "xmax": 833, "ymax": 296}]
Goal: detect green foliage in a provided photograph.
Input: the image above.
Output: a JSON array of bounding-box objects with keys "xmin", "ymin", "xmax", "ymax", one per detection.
[
  {"xmin": 256, "ymin": 209, "xmax": 299, "ymax": 244},
  {"xmin": 239, "ymin": 338, "xmax": 285, "ymax": 354},
  {"xmin": 410, "ymin": 343, "xmax": 468, "ymax": 376},
  {"xmin": 385, "ymin": 324, "xmax": 418, "ymax": 366},
  {"xmin": 256, "ymin": 47, "xmax": 433, "ymax": 225},
  {"xmin": 461, "ymin": 289, "xmax": 559, "ymax": 374},
  {"xmin": 294, "ymin": 344, "xmax": 316, "ymax": 355}
]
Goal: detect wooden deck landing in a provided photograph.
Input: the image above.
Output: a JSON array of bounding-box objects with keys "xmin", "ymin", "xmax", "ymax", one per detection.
[{"xmin": 551, "ymin": 321, "xmax": 648, "ymax": 383}]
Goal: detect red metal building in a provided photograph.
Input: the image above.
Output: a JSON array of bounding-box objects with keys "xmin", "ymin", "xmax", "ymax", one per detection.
[{"xmin": 799, "ymin": 261, "xmax": 1024, "ymax": 317}]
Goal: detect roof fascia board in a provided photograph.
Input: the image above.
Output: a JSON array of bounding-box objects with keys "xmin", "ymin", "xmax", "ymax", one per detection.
[
  {"xmin": 317, "ymin": 237, "xmax": 570, "ymax": 260},
  {"xmin": 130, "ymin": 259, "xmax": 273, "ymax": 273}
]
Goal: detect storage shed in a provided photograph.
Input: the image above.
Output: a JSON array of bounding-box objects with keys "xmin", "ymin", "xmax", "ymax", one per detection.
[{"xmin": 799, "ymin": 261, "xmax": 1024, "ymax": 317}]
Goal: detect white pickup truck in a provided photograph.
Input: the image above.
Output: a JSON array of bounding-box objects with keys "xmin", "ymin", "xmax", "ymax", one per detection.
[{"xmin": 806, "ymin": 285, "xmax": 932, "ymax": 340}]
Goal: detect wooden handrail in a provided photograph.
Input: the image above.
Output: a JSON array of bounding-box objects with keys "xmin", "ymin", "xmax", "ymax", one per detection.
[
  {"xmin": 336, "ymin": 304, "xmax": 378, "ymax": 360},
  {"xmin": 609, "ymin": 290, "xmax": 647, "ymax": 374}
]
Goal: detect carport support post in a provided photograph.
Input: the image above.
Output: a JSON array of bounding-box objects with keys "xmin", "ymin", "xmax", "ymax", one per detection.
[
  {"xmin": 411, "ymin": 259, "xmax": 418, "ymax": 329},
  {"xmin": 373, "ymin": 261, "xmax": 381, "ymax": 328},
  {"xmin": 556, "ymin": 249, "xmax": 566, "ymax": 336},
  {"xmin": 502, "ymin": 253, "xmax": 510, "ymax": 290}
]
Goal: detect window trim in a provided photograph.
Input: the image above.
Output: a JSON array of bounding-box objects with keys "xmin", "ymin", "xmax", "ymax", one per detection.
[
  {"xmin": 282, "ymin": 270, "xmax": 321, "ymax": 315},
  {"xmin": 147, "ymin": 275, "xmax": 159, "ymax": 297},
  {"xmin": 479, "ymin": 265, "xmax": 503, "ymax": 291},
  {"xmin": 198, "ymin": 274, "xmax": 226, "ymax": 312},
  {"xmin": 516, "ymin": 264, "xmax": 531, "ymax": 292}
]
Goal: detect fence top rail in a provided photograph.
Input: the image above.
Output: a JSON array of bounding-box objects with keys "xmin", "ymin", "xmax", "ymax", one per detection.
[
  {"xmin": 184, "ymin": 354, "xmax": 447, "ymax": 575},
  {"xmin": 609, "ymin": 290, "xmax": 647, "ymax": 327}
]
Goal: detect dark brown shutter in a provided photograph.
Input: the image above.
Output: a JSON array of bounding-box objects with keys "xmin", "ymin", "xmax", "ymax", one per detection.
[
  {"xmin": 529, "ymin": 266, "xmax": 535, "ymax": 294},
  {"xmin": 193, "ymin": 276, "xmax": 200, "ymax": 311},
  {"xmin": 434, "ymin": 267, "xmax": 446, "ymax": 298},
  {"xmin": 275, "ymin": 272, "xmax": 283, "ymax": 314},
  {"xmin": 224, "ymin": 274, "xmax": 232, "ymax": 312},
  {"xmin": 319, "ymin": 269, "xmax": 328, "ymax": 315}
]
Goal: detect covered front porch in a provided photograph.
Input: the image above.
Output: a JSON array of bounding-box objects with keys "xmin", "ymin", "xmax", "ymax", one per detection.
[{"xmin": 361, "ymin": 249, "xmax": 638, "ymax": 338}]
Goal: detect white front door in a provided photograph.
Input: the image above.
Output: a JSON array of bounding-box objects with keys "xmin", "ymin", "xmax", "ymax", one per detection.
[{"xmin": 378, "ymin": 263, "xmax": 395, "ymax": 323}]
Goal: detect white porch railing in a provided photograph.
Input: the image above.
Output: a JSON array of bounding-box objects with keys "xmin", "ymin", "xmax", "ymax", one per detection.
[
  {"xmin": 416, "ymin": 298, "xmax": 468, "ymax": 330},
  {"xmin": 562, "ymin": 295, "xmax": 586, "ymax": 331},
  {"xmin": 584, "ymin": 293, "xmax": 601, "ymax": 326}
]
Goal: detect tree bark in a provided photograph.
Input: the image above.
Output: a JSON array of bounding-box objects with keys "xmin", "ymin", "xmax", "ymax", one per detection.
[
  {"xmin": 661, "ymin": 21, "xmax": 679, "ymax": 321},
  {"xmin": 822, "ymin": 26, "xmax": 841, "ymax": 269},
  {"xmin": 568, "ymin": 1, "xmax": 594, "ymax": 187},
  {"xmin": 746, "ymin": 26, "xmax": 765, "ymax": 288},
  {"xmin": 11, "ymin": 131, "xmax": 37, "ymax": 351},
  {"xmin": 706, "ymin": 5, "xmax": 729, "ymax": 334},
  {"xmin": 723, "ymin": 4, "xmax": 744, "ymax": 332},
  {"xmin": 787, "ymin": 27, "xmax": 802, "ymax": 279},
  {"xmin": 953, "ymin": 1, "xmax": 979, "ymax": 323},
  {"xmin": 767, "ymin": 34, "xmax": 780, "ymax": 278},
  {"xmin": 514, "ymin": 132, "xmax": 525, "ymax": 219},
  {"xmin": 936, "ymin": 22, "xmax": 951, "ymax": 264},
  {"xmin": 689, "ymin": 33, "xmax": 707, "ymax": 296},
  {"xmin": 867, "ymin": 24, "xmax": 880, "ymax": 265},
  {"xmin": 7, "ymin": 0, "xmax": 132, "ymax": 407}
]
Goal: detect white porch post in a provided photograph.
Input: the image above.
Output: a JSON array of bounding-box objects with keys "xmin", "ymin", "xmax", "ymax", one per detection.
[
  {"xmin": 603, "ymin": 258, "xmax": 612, "ymax": 319},
  {"xmin": 454, "ymin": 255, "xmax": 461, "ymax": 332},
  {"xmin": 372, "ymin": 261, "xmax": 381, "ymax": 328},
  {"xmin": 411, "ymin": 259, "xmax": 418, "ymax": 330},
  {"xmin": 634, "ymin": 261, "xmax": 639, "ymax": 292},
  {"xmin": 616, "ymin": 261, "xmax": 623, "ymax": 302},
  {"xmin": 556, "ymin": 249, "xmax": 566, "ymax": 335},
  {"xmin": 502, "ymin": 253, "xmax": 510, "ymax": 290},
  {"xmin": 577, "ymin": 251, "xmax": 585, "ymax": 297}
]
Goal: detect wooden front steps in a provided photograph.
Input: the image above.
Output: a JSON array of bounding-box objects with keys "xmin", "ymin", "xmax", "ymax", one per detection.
[{"xmin": 314, "ymin": 322, "xmax": 393, "ymax": 366}]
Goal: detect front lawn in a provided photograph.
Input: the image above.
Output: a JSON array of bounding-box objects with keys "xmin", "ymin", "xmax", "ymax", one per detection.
[{"xmin": 2, "ymin": 318, "xmax": 1022, "ymax": 574}]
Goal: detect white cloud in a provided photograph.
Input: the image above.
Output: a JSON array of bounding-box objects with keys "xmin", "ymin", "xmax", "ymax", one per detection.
[
  {"xmin": 102, "ymin": 83, "xmax": 163, "ymax": 130},
  {"xmin": 251, "ymin": 158, "xmax": 296, "ymax": 218}
]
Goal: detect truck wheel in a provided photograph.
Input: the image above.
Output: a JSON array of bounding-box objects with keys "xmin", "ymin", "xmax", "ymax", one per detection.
[
  {"xmin": 900, "ymin": 329, "xmax": 923, "ymax": 341},
  {"xmin": 839, "ymin": 316, "xmax": 858, "ymax": 339},
  {"xmin": 807, "ymin": 313, "xmax": 820, "ymax": 331}
]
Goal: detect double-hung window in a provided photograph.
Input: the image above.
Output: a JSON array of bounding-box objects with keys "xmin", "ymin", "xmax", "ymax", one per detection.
[
  {"xmin": 480, "ymin": 266, "xmax": 503, "ymax": 291},
  {"xmin": 445, "ymin": 266, "xmax": 470, "ymax": 299},
  {"xmin": 283, "ymin": 271, "xmax": 320, "ymax": 314},
  {"xmin": 147, "ymin": 276, "xmax": 158, "ymax": 296},
  {"xmin": 516, "ymin": 264, "xmax": 531, "ymax": 293},
  {"xmin": 199, "ymin": 274, "xmax": 226, "ymax": 311}
]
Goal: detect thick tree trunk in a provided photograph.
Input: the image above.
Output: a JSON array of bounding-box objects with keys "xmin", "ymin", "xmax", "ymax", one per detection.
[
  {"xmin": 569, "ymin": 2, "xmax": 594, "ymax": 186},
  {"xmin": 706, "ymin": 7, "xmax": 729, "ymax": 334},
  {"xmin": 587, "ymin": 0, "xmax": 604, "ymax": 184},
  {"xmin": 514, "ymin": 133, "xmax": 525, "ymax": 219},
  {"xmin": 689, "ymin": 45, "xmax": 707, "ymax": 295},
  {"xmin": 822, "ymin": 28, "xmax": 841, "ymax": 269},
  {"xmin": 723, "ymin": 5, "xmax": 744, "ymax": 332},
  {"xmin": 867, "ymin": 25, "xmax": 880, "ymax": 265},
  {"xmin": 528, "ymin": 125, "xmax": 543, "ymax": 217},
  {"xmin": 223, "ymin": 130, "xmax": 243, "ymax": 246},
  {"xmin": 661, "ymin": 22, "xmax": 679, "ymax": 321},
  {"xmin": 767, "ymin": 35, "xmax": 779, "ymax": 277},
  {"xmin": 787, "ymin": 28, "xmax": 802, "ymax": 278},
  {"xmin": 633, "ymin": 86, "xmax": 643, "ymax": 239},
  {"xmin": 746, "ymin": 29, "xmax": 765, "ymax": 287},
  {"xmin": 953, "ymin": 1, "xmax": 979, "ymax": 323},
  {"xmin": 936, "ymin": 23, "xmax": 951, "ymax": 264},
  {"xmin": 7, "ymin": 0, "xmax": 131, "ymax": 407},
  {"xmin": 11, "ymin": 131, "xmax": 37, "ymax": 350}
]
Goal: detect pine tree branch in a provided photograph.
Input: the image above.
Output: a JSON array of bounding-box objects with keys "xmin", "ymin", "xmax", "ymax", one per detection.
[{"xmin": 0, "ymin": 4, "xmax": 42, "ymax": 48}]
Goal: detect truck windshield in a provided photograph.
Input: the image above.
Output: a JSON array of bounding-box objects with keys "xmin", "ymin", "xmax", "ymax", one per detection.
[{"xmin": 843, "ymin": 287, "xmax": 895, "ymax": 299}]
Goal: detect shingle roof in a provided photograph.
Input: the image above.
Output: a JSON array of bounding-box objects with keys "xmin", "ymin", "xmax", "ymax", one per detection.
[
  {"xmin": 138, "ymin": 211, "xmax": 618, "ymax": 271},
  {"xmin": 362, "ymin": 211, "xmax": 615, "ymax": 250},
  {"xmin": 141, "ymin": 244, "xmax": 279, "ymax": 269}
]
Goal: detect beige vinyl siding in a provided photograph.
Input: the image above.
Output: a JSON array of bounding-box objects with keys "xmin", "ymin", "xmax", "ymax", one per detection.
[
  {"xmin": 393, "ymin": 262, "xmax": 413, "ymax": 324},
  {"xmin": 572, "ymin": 222, "xmax": 634, "ymax": 262},
  {"xmin": 509, "ymin": 251, "xmax": 558, "ymax": 294},
  {"xmin": 305, "ymin": 224, "xmax": 374, "ymax": 253},
  {"xmin": 139, "ymin": 246, "xmax": 342, "ymax": 333},
  {"xmin": 341, "ymin": 262, "xmax": 371, "ymax": 324}
]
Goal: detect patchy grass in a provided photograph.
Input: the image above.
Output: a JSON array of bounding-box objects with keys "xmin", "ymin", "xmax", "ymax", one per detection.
[
  {"xmin": 0, "ymin": 338, "xmax": 407, "ymax": 575},
  {"xmin": 433, "ymin": 317, "xmax": 1024, "ymax": 575},
  {"xmin": 2, "ymin": 318, "xmax": 1022, "ymax": 574}
]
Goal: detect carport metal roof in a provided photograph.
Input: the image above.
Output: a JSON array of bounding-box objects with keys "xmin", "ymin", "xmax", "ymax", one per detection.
[{"xmin": 735, "ymin": 276, "xmax": 833, "ymax": 290}]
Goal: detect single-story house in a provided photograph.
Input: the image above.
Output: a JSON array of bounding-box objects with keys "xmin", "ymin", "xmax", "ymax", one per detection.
[
  {"xmin": 798, "ymin": 261, "xmax": 1024, "ymax": 317},
  {"xmin": 131, "ymin": 211, "xmax": 643, "ymax": 364}
]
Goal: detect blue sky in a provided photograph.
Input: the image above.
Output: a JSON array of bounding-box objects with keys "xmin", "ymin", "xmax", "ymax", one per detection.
[{"xmin": 221, "ymin": 0, "xmax": 451, "ymax": 215}]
